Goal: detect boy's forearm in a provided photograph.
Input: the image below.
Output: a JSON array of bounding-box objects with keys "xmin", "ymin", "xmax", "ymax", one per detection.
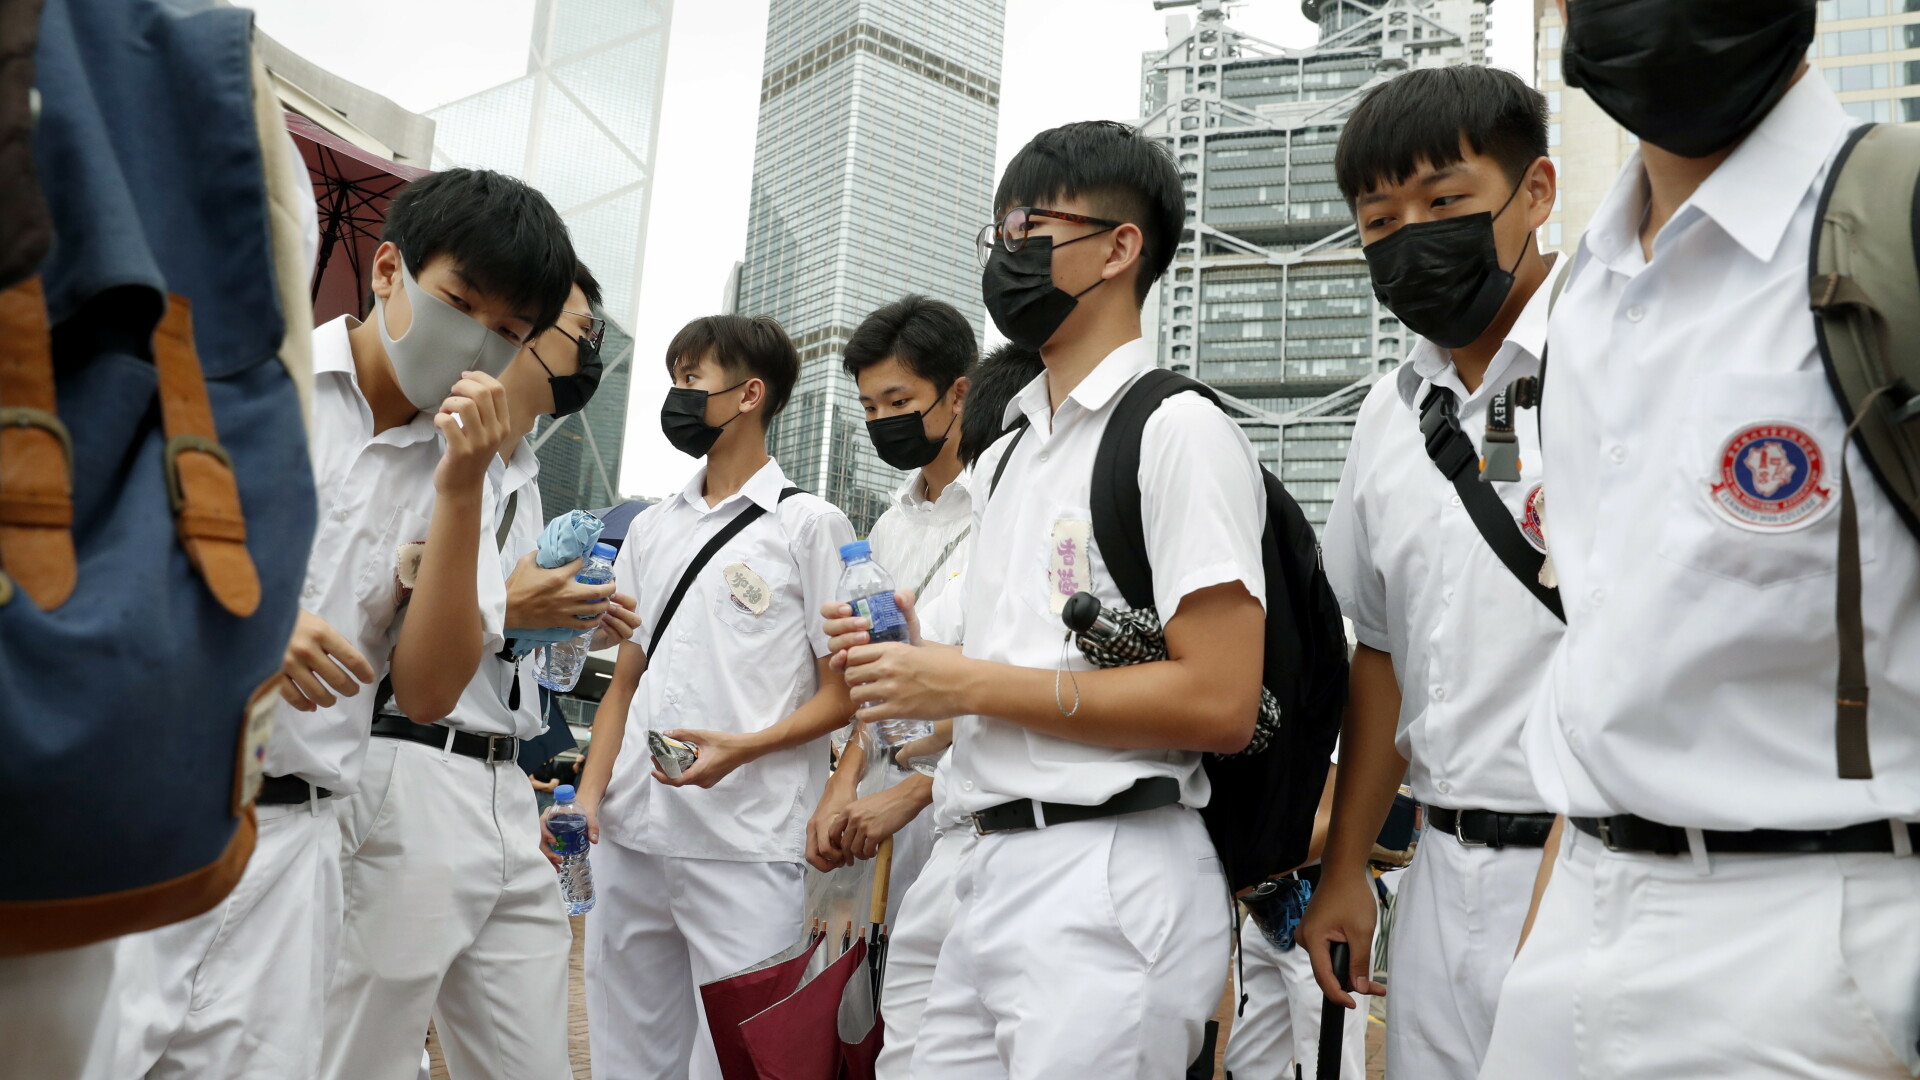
[
  {"xmin": 741, "ymin": 659, "xmax": 853, "ymax": 759},
  {"xmin": 391, "ymin": 486, "xmax": 486, "ymax": 722},
  {"xmin": 581, "ymin": 644, "xmax": 645, "ymax": 800},
  {"xmin": 960, "ymin": 654, "xmax": 1254, "ymax": 754},
  {"xmin": 1320, "ymin": 645, "xmax": 1408, "ymax": 877}
]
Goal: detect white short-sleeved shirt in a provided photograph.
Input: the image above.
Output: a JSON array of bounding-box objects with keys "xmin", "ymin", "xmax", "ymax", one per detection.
[
  {"xmin": 599, "ymin": 457, "xmax": 855, "ymax": 861},
  {"xmin": 266, "ymin": 316, "xmax": 507, "ymax": 793},
  {"xmin": 437, "ymin": 442, "xmax": 545, "ymax": 739},
  {"xmin": 866, "ymin": 469, "xmax": 975, "ymax": 828},
  {"xmin": 949, "ymin": 338, "xmax": 1268, "ymax": 812},
  {"xmin": 1322, "ymin": 254, "xmax": 1568, "ymax": 813},
  {"xmin": 1524, "ymin": 74, "xmax": 1920, "ymax": 830}
]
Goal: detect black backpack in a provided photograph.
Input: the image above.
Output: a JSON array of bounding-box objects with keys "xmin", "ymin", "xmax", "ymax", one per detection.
[{"xmin": 1095, "ymin": 370, "xmax": 1347, "ymax": 893}]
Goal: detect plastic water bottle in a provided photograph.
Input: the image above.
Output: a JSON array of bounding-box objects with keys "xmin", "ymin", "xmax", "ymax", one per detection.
[
  {"xmin": 537, "ymin": 542, "xmax": 617, "ymax": 692},
  {"xmin": 548, "ymin": 784, "xmax": 595, "ymax": 915},
  {"xmin": 838, "ymin": 540, "xmax": 933, "ymax": 748}
]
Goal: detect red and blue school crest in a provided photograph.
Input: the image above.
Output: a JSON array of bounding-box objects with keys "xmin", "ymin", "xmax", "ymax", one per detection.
[
  {"xmin": 1518, "ymin": 483, "xmax": 1548, "ymax": 553},
  {"xmin": 1708, "ymin": 422, "xmax": 1833, "ymax": 531}
]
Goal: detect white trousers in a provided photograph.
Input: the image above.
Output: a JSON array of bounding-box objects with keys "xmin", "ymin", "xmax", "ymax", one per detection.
[
  {"xmin": 910, "ymin": 804, "xmax": 1233, "ymax": 1079},
  {"xmin": 1225, "ymin": 914, "xmax": 1369, "ymax": 1080},
  {"xmin": 875, "ymin": 828, "xmax": 976, "ymax": 1080},
  {"xmin": 0, "ymin": 936, "xmax": 148, "ymax": 1080},
  {"xmin": 1481, "ymin": 825, "xmax": 1920, "ymax": 1079},
  {"xmin": 585, "ymin": 842, "xmax": 806, "ymax": 1080},
  {"xmin": 323, "ymin": 738, "xmax": 573, "ymax": 1080},
  {"xmin": 1382, "ymin": 828, "xmax": 1539, "ymax": 1080},
  {"xmin": 123, "ymin": 799, "xmax": 343, "ymax": 1080}
]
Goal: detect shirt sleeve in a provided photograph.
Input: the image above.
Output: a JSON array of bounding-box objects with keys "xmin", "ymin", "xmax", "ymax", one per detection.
[
  {"xmin": 795, "ymin": 506, "xmax": 857, "ymax": 659},
  {"xmin": 1321, "ymin": 421, "xmax": 1390, "ymax": 652},
  {"xmin": 1137, "ymin": 393, "xmax": 1268, "ymax": 621},
  {"xmin": 917, "ymin": 568, "xmax": 966, "ymax": 645},
  {"xmin": 615, "ymin": 529, "xmax": 653, "ymax": 654}
]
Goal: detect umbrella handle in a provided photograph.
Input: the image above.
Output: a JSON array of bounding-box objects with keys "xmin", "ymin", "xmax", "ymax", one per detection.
[{"xmin": 869, "ymin": 836, "xmax": 894, "ymax": 925}]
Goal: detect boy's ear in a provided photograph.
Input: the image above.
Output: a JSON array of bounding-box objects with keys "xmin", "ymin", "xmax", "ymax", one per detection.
[
  {"xmin": 1102, "ymin": 222, "xmax": 1146, "ymax": 285},
  {"xmin": 1524, "ymin": 155, "xmax": 1557, "ymax": 232},
  {"xmin": 949, "ymin": 375, "xmax": 971, "ymax": 416},
  {"xmin": 737, "ymin": 376, "xmax": 768, "ymax": 418},
  {"xmin": 370, "ymin": 242, "xmax": 403, "ymax": 300}
]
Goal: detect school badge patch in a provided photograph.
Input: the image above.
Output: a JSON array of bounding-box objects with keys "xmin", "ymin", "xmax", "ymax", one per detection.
[
  {"xmin": 1519, "ymin": 483, "xmax": 1548, "ymax": 553},
  {"xmin": 1707, "ymin": 422, "xmax": 1833, "ymax": 531}
]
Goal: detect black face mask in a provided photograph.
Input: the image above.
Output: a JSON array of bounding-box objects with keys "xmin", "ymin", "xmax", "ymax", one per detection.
[
  {"xmin": 1563, "ymin": 0, "xmax": 1815, "ymax": 160},
  {"xmin": 659, "ymin": 380, "xmax": 746, "ymax": 459},
  {"xmin": 533, "ymin": 334, "xmax": 603, "ymax": 419},
  {"xmin": 1363, "ymin": 181, "xmax": 1527, "ymax": 351},
  {"xmin": 982, "ymin": 230, "xmax": 1114, "ymax": 349},
  {"xmin": 866, "ymin": 396, "xmax": 957, "ymax": 471}
]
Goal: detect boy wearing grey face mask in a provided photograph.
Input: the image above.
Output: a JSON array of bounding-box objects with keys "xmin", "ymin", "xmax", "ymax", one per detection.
[{"xmin": 120, "ymin": 168, "xmax": 579, "ymax": 1080}]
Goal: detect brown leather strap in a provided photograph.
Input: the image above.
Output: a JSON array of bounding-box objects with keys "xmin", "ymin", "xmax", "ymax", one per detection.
[
  {"xmin": 1835, "ymin": 397, "xmax": 1888, "ymax": 781},
  {"xmin": 154, "ymin": 296, "xmax": 260, "ymax": 617},
  {"xmin": 0, "ymin": 277, "xmax": 76, "ymax": 609}
]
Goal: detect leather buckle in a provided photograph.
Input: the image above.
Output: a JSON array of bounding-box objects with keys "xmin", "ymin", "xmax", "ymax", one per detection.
[
  {"xmin": 162, "ymin": 433, "xmax": 235, "ymax": 514},
  {"xmin": 1596, "ymin": 817, "xmax": 1621, "ymax": 852},
  {"xmin": 0, "ymin": 407, "xmax": 73, "ymax": 489}
]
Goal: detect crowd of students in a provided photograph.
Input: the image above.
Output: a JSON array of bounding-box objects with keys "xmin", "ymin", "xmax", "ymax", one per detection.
[{"xmin": 22, "ymin": 2, "xmax": 1920, "ymax": 1079}]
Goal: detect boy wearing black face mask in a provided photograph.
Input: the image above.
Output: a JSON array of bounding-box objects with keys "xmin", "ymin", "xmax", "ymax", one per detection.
[
  {"xmin": 825, "ymin": 120, "xmax": 1269, "ymax": 1077},
  {"xmin": 576, "ymin": 314, "xmax": 855, "ymax": 1080},
  {"xmin": 1478, "ymin": 2, "xmax": 1920, "ymax": 1076},
  {"xmin": 323, "ymin": 262, "xmax": 641, "ymax": 1080},
  {"xmin": 1290, "ymin": 66, "xmax": 1563, "ymax": 1080}
]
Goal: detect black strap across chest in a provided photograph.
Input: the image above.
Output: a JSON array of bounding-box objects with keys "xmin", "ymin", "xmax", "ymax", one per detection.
[
  {"xmin": 1419, "ymin": 386, "xmax": 1564, "ymax": 622},
  {"xmin": 645, "ymin": 487, "xmax": 802, "ymax": 657}
]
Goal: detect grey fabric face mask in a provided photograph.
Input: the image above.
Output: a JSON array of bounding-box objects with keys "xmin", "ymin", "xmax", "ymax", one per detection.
[{"xmin": 374, "ymin": 256, "xmax": 522, "ymax": 411}]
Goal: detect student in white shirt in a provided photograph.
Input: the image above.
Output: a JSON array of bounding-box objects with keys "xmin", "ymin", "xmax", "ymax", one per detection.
[
  {"xmin": 807, "ymin": 295, "xmax": 977, "ymax": 908},
  {"xmin": 568, "ymin": 314, "xmax": 855, "ymax": 1080},
  {"xmin": 323, "ymin": 263, "xmax": 642, "ymax": 1080},
  {"xmin": 827, "ymin": 120, "xmax": 1267, "ymax": 1078},
  {"xmin": 1480, "ymin": 3, "xmax": 1920, "ymax": 1076},
  {"xmin": 1295, "ymin": 67, "xmax": 1567, "ymax": 1080},
  {"xmin": 125, "ymin": 168, "xmax": 575, "ymax": 1080}
]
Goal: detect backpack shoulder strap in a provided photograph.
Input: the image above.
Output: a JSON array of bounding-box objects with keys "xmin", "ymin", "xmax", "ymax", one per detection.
[
  {"xmin": 988, "ymin": 420, "xmax": 1030, "ymax": 498},
  {"xmin": 646, "ymin": 487, "xmax": 802, "ymax": 657},
  {"xmin": 1419, "ymin": 386, "xmax": 1565, "ymax": 622},
  {"xmin": 1090, "ymin": 368, "xmax": 1220, "ymax": 611}
]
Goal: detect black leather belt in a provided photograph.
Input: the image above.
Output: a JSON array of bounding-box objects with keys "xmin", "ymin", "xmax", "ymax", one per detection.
[
  {"xmin": 371, "ymin": 714, "xmax": 521, "ymax": 765},
  {"xmin": 257, "ymin": 775, "xmax": 331, "ymax": 805},
  {"xmin": 1428, "ymin": 806, "xmax": 1557, "ymax": 849},
  {"xmin": 1572, "ymin": 814, "xmax": 1918, "ymax": 856},
  {"xmin": 971, "ymin": 776, "xmax": 1182, "ymax": 835}
]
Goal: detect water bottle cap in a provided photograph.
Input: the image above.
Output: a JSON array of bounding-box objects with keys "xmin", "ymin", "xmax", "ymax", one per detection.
[
  {"xmin": 554, "ymin": 784, "xmax": 575, "ymax": 803},
  {"xmin": 839, "ymin": 540, "xmax": 871, "ymax": 563},
  {"xmin": 590, "ymin": 542, "xmax": 618, "ymax": 561}
]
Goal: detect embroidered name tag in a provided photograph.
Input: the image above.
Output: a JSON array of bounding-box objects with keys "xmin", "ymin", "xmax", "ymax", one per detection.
[
  {"xmin": 724, "ymin": 562, "xmax": 772, "ymax": 615},
  {"xmin": 1048, "ymin": 519, "xmax": 1092, "ymax": 615},
  {"xmin": 394, "ymin": 540, "xmax": 427, "ymax": 605}
]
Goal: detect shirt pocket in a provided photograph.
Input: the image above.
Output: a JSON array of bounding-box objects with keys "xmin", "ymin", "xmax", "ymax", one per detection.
[
  {"xmin": 354, "ymin": 504, "xmax": 434, "ymax": 629},
  {"xmin": 711, "ymin": 557, "xmax": 791, "ymax": 635},
  {"xmin": 1655, "ymin": 372, "xmax": 1873, "ymax": 588}
]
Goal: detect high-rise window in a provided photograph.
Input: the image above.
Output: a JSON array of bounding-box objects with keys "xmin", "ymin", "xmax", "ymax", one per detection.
[{"xmin": 1821, "ymin": 27, "xmax": 1889, "ymax": 56}]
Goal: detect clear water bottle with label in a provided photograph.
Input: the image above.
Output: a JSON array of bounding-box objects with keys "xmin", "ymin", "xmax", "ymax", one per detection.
[
  {"xmin": 838, "ymin": 540, "xmax": 933, "ymax": 748},
  {"xmin": 537, "ymin": 542, "xmax": 617, "ymax": 692},
  {"xmin": 547, "ymin": 784, "xmax": 595, "ymax": 915}
]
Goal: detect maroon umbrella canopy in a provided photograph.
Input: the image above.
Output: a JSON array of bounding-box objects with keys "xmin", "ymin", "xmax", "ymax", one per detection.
[
  {"xmin": 702, "ymin": 932, "xmax": 827, "ymax": 1080},
  {"xmin": 740, "ymin": 937, "xmax": 873, "ymax": 1080},
  {"xmin": 284, "ymin": 112, "xmax": 430, "ymax": 326}
]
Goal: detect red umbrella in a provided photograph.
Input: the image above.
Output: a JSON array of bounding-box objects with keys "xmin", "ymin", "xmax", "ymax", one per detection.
[
  {"xmin": 283, "ymin": 112, "xmax": 430, "ymax": 325},
  {"xmin": 740, "ymin": 937, "xmax": 873, "ymax": 1080},
  {"xmin": 702, "ymin": 930, "xmax": 828, "ymax": 1080}
]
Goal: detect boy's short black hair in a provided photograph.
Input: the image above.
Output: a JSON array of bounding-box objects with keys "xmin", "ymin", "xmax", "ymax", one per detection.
[
  {"xmin": 1334, "ymin": 67, "xmax": 1548, "ymax": 206},
  {"xmin": 574, "ymin": 261, "xmax": 603, "ymax": 310},
  {"xmin": 382, "ymin": 167, "xmax": 577, "ymax": 336},
  {"xmin": 958, "ymin": 343, "xmax": 1044, "ymax": 468},
  {"xmin": 841, "ymin": 295, "xmax": 977, "ymax": 395},
  {"xmin": 664, "ymin": 314, "xmax": 800, "ymax": 420},
  {"xmin": 994, "ymin": 121, "xmax": 1185, "ymax": 306}
]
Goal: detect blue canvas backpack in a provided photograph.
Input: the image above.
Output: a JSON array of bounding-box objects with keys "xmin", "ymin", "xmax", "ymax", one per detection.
[{"xmin": 0, "ymin": 0, "xmax": 315, "ymax": 955}]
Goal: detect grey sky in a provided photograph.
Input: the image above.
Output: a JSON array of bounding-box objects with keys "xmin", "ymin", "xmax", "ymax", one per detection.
[{"xmin": 246, "ymin": 0, "xmax": 1534, "ymax": 500}]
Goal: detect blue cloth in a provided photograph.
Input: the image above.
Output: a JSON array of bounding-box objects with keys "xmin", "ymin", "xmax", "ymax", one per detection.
[{"xmin": 503, "ymin": 511, "xmax": 606, "ymax": 656}]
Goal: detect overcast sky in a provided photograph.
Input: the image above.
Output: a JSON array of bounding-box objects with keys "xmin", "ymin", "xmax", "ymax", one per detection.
[{"xmin": 246, "ymin": 0, "xmax": 1534, "ymax": 501}]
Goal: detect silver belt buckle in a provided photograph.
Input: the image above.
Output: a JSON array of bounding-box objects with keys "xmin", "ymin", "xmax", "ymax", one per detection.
[
  {"xmin": 1453, "ymin": 810, "xmax": 1489, "ymax": 848},
  {"xmin": 1596, "ymin": 817, "xmax": 1620, "ymax": 852},
  {"xmin": 484, "ymin": 735, "xmax": 518, "ymax": 765},
  {"xmin": 970, "ymin": 811, "xmax": 989, "ymax": 836}
]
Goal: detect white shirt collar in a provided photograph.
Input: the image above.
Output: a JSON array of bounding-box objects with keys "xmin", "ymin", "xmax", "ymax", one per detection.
[
  {"xmin": 675, "ymin": 455, "xmax": 793, "ymax": 515},
  {"xmin": 1003, "ymin": 338, "xmax": 1154, "ymax": 430},
  {"xmin": 1395, "ymin": 248, "xmax": 1567, "ymax": 411},
  {"xmin": 1583, "ymin": 73, "xmax": 1854, "ymax": 273},
  {"xmin": 893, "ymin": 466, "xmax": 973, "ymax": 512}
]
